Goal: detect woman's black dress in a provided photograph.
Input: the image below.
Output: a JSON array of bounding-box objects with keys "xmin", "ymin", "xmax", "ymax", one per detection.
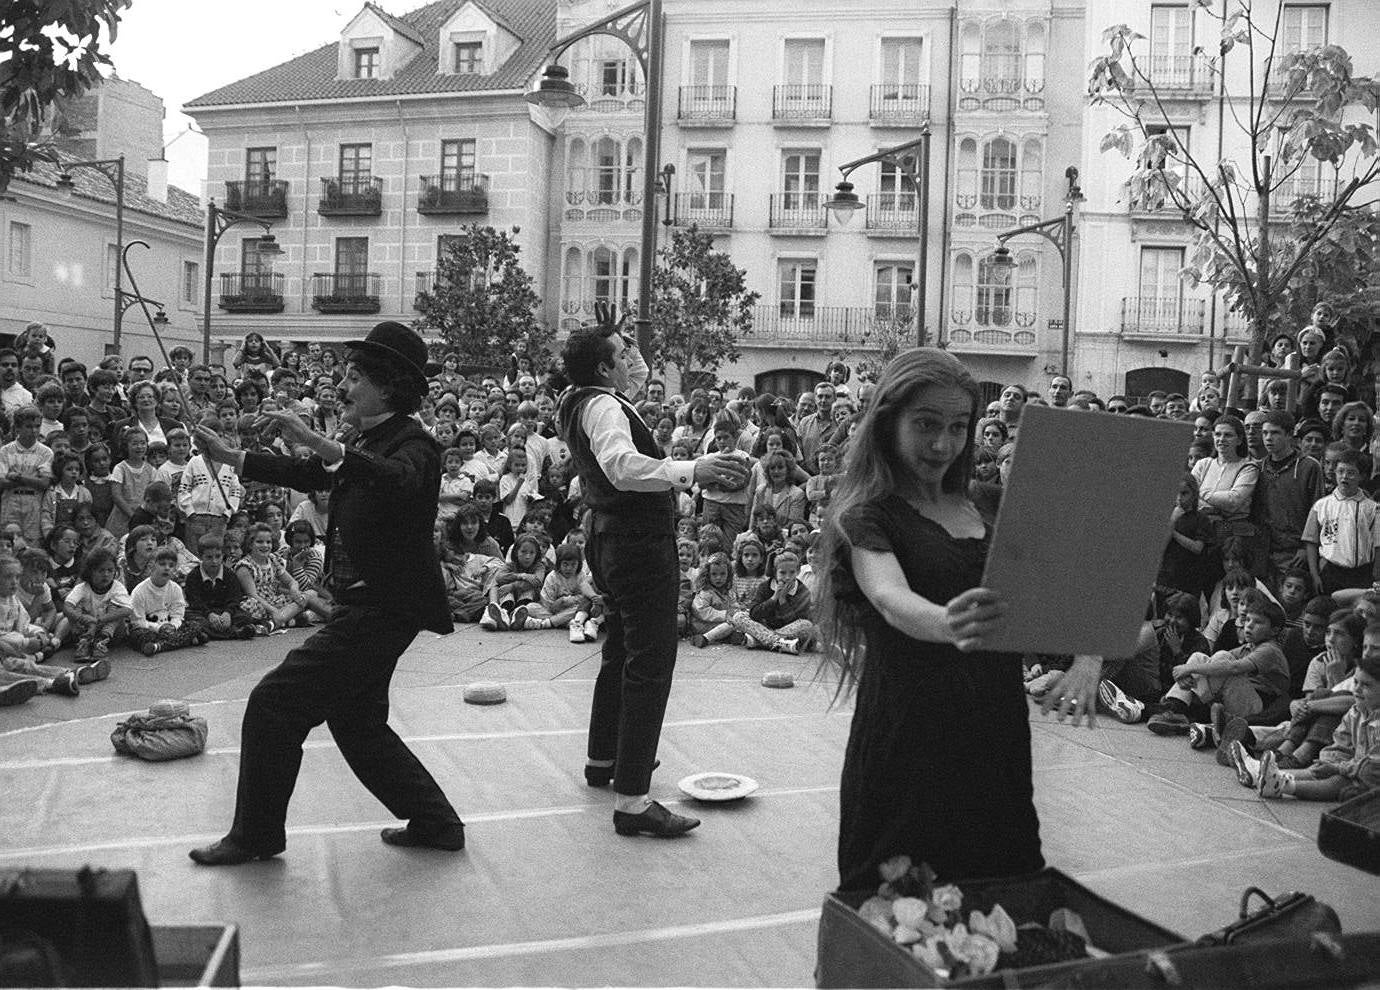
[{"xmin": 834, "ymin": 493, "xmax": 1043, "ymax": 892}]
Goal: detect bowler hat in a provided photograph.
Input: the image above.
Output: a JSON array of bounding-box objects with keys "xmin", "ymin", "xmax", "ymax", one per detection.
[{"xmin": 343, "ymin": 321, "xmax": 441, "ymax": 394}]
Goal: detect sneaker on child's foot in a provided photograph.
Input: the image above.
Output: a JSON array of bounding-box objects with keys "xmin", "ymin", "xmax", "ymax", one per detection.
[
  {"xmin": 1188, "ymin": 722, "xmax": 1217, "ymax": 750},
  {"xmin": 0, "ymin": 679, "xmax": 38, "ymax": 706},
  {"xmin": 583, "ymin": 620, "xmax": 599, "ymax": 641},
  {"xmin": 76, "ymin": 658, "xmax": 110, "ymax": 683},
  {"xmin": 140, "ymin": 642, "xmax": 160, "ymax": 657},
  {"xmin": 774, "ymin": 637, "xmax": 800, "ymax": 655},
  {"xmin": 510, "ymin": 605, "xmax": 530, "ymax": 630},
  {"xmin": 569, "ymin": 621, "xmax": 586, "ymax": 643},
  {"xmin": 481, "ymin": 603, "xmax": 506, "ymax": 631},
  {"xmin": 1216, "ymin": 716, "xmax": 1252, "ymax": 767},
  {"xmin": 743, "ymin": 635, "xmax": 759, "ymax": 650},
  {"xmin": 73, "ymin": 638, "xmax": 93, "ymax": 662},
  {"xmin": 1257, "ymin": 750, "xmax": 1290, "ymax": 799},
  {"xmin": 1228, "ymin": 739, "xmax": 1259, "ymax": 788},
  {"xmin": 1147, "ymin": 711, "xmax": 1191, "ymax": 735},
  {"xmin": 48, "ymin": 670, "xmax": 79, "ymax": 697},
  {"xmin": 691, "ymin": 634, "xmax": 708, "ymax": 648},
  {"xmin": 523, "ymin": 616, "xmax": 548, "ymax": 630},
  {"xmin": 91, "ymin": 637, "xmax": 109, "ymax": 660},
  {"xmin": 1096, "ymin": 678, "xmax": 1145, "ymax": 724}
]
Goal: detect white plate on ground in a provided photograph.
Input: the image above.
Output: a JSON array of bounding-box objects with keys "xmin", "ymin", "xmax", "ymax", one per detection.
[{"xmin": 677, "ymin": 772, "xmax": 759, "ymax": 802}]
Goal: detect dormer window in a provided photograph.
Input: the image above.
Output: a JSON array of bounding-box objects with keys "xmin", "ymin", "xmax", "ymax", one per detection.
[
  {"xmin": 454, "ymin": 41, "xmax": 482, "ymax": 74},
  {"xmin": 355, "ymin": 46, "xmax": 380, "ymax": 78}
]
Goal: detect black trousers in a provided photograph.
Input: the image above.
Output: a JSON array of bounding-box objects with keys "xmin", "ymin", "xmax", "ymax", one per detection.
[
  {"xmin": 227, "ymin": 601, "xmax": 462, "ymax": 853},
  {"xmin": 585, "ymin": 525, "xmax": 680, "ymax": 796}
]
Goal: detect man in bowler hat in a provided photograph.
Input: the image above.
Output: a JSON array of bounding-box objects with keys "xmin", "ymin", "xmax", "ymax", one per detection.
[{"xmin": 190, "ymin": 321, "xmax": 465, "ymax": 865}]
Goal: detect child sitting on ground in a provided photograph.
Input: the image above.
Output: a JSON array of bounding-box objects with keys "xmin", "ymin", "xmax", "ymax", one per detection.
[
  {"xmin": 689, "ymin": 551, "xmax": 744, "ymax": 648},
  {"xmin": 448, "ymin": 501, "xmax": 503, "ymax": 560},
  {"xmin": 1280, "ymin": 594, "xmax": 1336, "ymax": 696},
  {"xmin": 731, "ymin": 533, "xmax": 768, "ymax": 603},
  {"xmin": 749, "ymin": 504, "xmax": 786, "ymax": 555},
  {"xmin": 437, "ymin": 446, "xmax": 473, "ymax": 525},
  {"xmin": 183, "ymin": 534, "xmax": 257, "ymax": 640},
  {"xmin": 16, "ymin": 547, "xmax": 58, "ymax": 639},
  {"xmin": 62, "ymin": 547, "xmax": 133, "ymax": 661},
  {"xmin": 281, "ymin": 520, "xmax": 326, "ymax": 597},
  {"xmin": 128, "ymin": 546, "xmax": 205, "ymax": 656},
  {"xmin": 1203, "ymin": 567, "xmax": 1256, "ymax": 652},
  {"xmin": 435, "ymin": 519, "xmax": 500, "ymax": 624},
  {"xmin": 532, "ymin": 543, "xmax": 603, "ymax": 642},
  {"xmin": 1149, "ymin": 592, "xmax": 1290, "ymax": 737},
  {"xmin": 753, "ymin": 452, "xmax": 807, "ymax": 529},
  {"xmin": 480, "ymin": 534, "xmax": 547, "ymax": 631},
  {"xmin": 1253, "ymin": 629, "xmax": 1379, "ymax": 801},
  {"xmin": 0, "ymin": 555, "xmax": 85, "ymax": 699},
  {"xmin": 235, "ymin": 522, "xmax": 330, "ymax": 633},
  {"xmin": 676, "ymin": 538, "xmax": 699, "ymax": 637},
  {"xmin": 728, "ymin": 547, "xmax": 817, "ymax": 655}
]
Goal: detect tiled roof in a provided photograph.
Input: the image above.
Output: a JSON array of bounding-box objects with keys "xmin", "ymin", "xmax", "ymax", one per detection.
[
  {"xmin": 13, "ymin": 153, "xmax": 203, "ymax": 230},
  {"xmin": 364, "ymin": 2, "xmax": 426, "ymax": 46},
  {"xmin": 184, "ymin": 0, "xmax": 555, "ymax": 109}
]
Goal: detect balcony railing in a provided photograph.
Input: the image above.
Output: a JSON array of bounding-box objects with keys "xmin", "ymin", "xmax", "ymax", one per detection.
[
  {"xmin": 1146, "ymin": 53, "xmax": 1213, "ymax": 95},
  {"xmin": 866, "ymin": 193, "xmax": 918, "ymax": 233},
  {"xmin": 957, "ymin": 62, "xmax": 1045, "ymax": 111},
  {"xmin": 673, "ymin": 192, "xmax": 734, "ymax": 229},
  {"xmin": 417, "ymin": 173, "xmax": 488, "ymax": 215},
  {"xmin": 869, "ymin": 83, "xmax": 931, "ymax": 124},
  {"xmin": 318, "ymin": 176, "xmax": 383, "ymax": 216},
  {"xmin": 218, "ymin": 272, "xmax": 284, "ymax": 313},
  {"xmin": 750, "ymin": 304, "xmax": 913, "ymax": 346},
  {"xmin": 772, "ymin": 84, "xmax": 832, "ymax": 122},
  {"xmin": 311, "ymin": 273, "xmax": 381, "ymax": 313},
  {"xmin": 224, "ymin": 179, "xmax": 289, "ymax": 218},
  {"xmin": 945, "ymin": 322, "xmax": 1038, "ymax": 351},
  {"xmin": 769, "ymin": 192, "xmax": 826, "ymax": 230},
  {"xmin": 1275, "ymin": 173, "xmax": 1338, "ymax": 203},
  {"xmin": 1121, "ymin": 296, "xmax": 1206, "ymax": 336},
  {"xmin": 677, "ymin": 85, "xmax": 736, "ymax": 124},
  {"xmin": 565, "ymin": 187, "xmax": 643, "ymax": 207},
  {"xmin": 414, "ymin": 270, "xmax": 436, "ymax": 309}
]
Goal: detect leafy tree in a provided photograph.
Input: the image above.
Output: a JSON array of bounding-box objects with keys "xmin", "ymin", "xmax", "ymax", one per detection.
[
  {"xmin": 830, "ymin": 309, "xmax": 913, "ymax": 384},
  {"xmin": 648, "ymin": 225, "xmax": 760, "ymax": 392},
  {"xmin": 1, "ymin": 0, "xmax": 131, "ymax": 194},
  {"xmin": 1090, "ymin": 1, "xmax": 1380, "ymax": 364},
  {"xmin": 413, "ymin": 224, "xmax": 551, "ymax": 371}
]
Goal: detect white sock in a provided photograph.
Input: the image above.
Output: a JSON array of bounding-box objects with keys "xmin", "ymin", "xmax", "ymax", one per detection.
[{"xmin": 615, "ymin": 793, "xmax": 652, "ymax": 814}]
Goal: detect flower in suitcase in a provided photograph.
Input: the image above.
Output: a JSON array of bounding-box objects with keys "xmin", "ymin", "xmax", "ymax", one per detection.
[{"xmin": 855, "ymin": 855, "xmax": 1094, "ymax": 980}]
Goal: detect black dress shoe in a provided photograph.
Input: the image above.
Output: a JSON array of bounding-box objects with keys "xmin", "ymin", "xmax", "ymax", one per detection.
[
  {"xmin": 380, "ymin": 824, "xmax": 465, "ymax": 851},
  {"xmin": 188, "ymin": 838, "xmax": 281, "ymax": 866},
  {"xmin": 613, "ymin": 800, "xmax": 700, "ymax": 837},
  {"xmin": 584, "ymin": 759, "xmax": 659, "ymax": 787}
]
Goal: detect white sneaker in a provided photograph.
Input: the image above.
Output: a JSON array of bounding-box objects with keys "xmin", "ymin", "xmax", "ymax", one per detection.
[
  {"xmin": 479, "ymin": 611, "xmax": 498, "ymax": 631},
  {"xmin": 569, "ymin": 621, "xmax": 586, "ymax": 643},
  {"xmin": 1257, "ymin": 750, "xmax": 1291, "ymax": 799},
  {"xmin": 583, "ymin": 620, "xmax": 600, "ymax": 640},
  {"xmin": 775, "ymin": 637, "xmax": 800, "ymax": 655},
  {"xmin": 1096, "ymin": 679, "xmax": 1145, "ymax": 724},
  {"xmin": 1228, "ymin": 740, "xmax": 1259, "ymax": 788},
  {"xmin": 743, "ymin": 635, "xmax": 758, "ymax": 649}
]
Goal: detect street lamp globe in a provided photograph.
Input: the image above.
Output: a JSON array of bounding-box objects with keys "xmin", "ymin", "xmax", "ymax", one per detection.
[
  {"xmin": 256, "ymin": 233, "xmax": 283, "ymax": 256},
  {"xmin": 989, "ymin": 243, "xmax": 1015, "ymax": 274},
  {"xmin": 525, "ymin": 64, "xmax": 586, "ymax": 129},
  {"xmin": 824, "ymin": 179, "xmax": 862, "ymax": 226}
]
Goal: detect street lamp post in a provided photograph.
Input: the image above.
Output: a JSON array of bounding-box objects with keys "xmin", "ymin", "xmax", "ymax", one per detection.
[
  {"xmin": 824, "ymin": 130, "xmax": 932, "ymax": 347},
  {"xmin": 991, "ymin": 165, "xmax": 1083, "ymax": 377},
  {"xmin": 202, "ymin": 199, "xmax": 280, "ymax": 363},
  {"xmin": 526, "ymin": 0, "xmax": 665, "ymax": 357},
  {"xmin": 56, "ymin": 155, "xmax": 126, "ymax": 354}
]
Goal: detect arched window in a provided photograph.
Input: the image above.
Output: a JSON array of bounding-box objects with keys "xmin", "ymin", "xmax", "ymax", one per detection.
[
  {"xmin": 563, "ymin": 247, "xmax": 585, "ymax": 312},
  {"xmin": 982, "ymin": 20, "xmax": 1021, "ymax": 88},
  {"xmin": 593, "ymin": 138, "xmax": 620, "ymax": 204},
  {"xmin": 874, "ymin": 263, "xmax": 913, "ymax": 319},
  {"xmin": 566, "ymin": 138, "xmax": 588, "ymax": 202},
  {"xmin": 1015, "ymin": 251, "xmax": 1038, "ymax": 324},
  {"xmin": 1020, "ymin": 137, "xmax": 1043, "ymax": 209},
  {"xmin": 960, "ymin": 22, "xmax": 982, "ymax": 89},
  {"xmin": 591, "ymin": 246, "xmax": 617, "ymax": 304},
  {"xmin": 980, "ymin": 137, "xmax": 1017, "ymax": 210},
  {"xmin": 956, "ymin": 138, "xmax": 979, "ymax": 208},
  {"xmin": 624, "ymin": 137, "xmax": 643, "ymax": 203},
  {"xmin": 952, "ymin": 252, "xmax": 975, "ymax": 323},
  {"xmin": 1024, "ymin": 21, "xmax": 1046, "ymax": 91},
  {"xmin": 977, "ymin": 253, "xmax": 1012, "ymax": 327}
]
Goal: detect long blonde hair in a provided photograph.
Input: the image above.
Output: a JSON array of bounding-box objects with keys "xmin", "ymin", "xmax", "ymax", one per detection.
[{"xmin": 814, "ymin": 348, "xmax": 980, "ymax": 699}]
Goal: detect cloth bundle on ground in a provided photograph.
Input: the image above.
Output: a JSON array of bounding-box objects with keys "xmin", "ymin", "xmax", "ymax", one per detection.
[{"xmin": 110, "ymin": 700, "xmax": 208, "ymax": 761}]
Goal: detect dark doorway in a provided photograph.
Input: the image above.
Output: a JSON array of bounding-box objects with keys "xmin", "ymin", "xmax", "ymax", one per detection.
[
  {"xmin": 755, "ymin": 369, "xmax": 824, "ymax": 403},
  {"xmin": 1124, "ymin": 366, "xmax": 1190, "ymax": 404}
]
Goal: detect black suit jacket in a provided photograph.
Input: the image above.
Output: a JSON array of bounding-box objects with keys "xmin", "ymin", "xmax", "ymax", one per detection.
[{"xmin": 241, "ymin": 414, "xmax": 452, "ymax": 634}]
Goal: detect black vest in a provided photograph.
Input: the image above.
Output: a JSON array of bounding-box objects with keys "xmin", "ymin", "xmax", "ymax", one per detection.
[{"xmin": 560, "ymin": 386, "xmax": 675, "ymax": 531}]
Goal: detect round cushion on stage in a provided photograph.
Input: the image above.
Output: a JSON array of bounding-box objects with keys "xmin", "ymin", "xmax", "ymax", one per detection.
[
  {"xmin": 761, "ymin": 671, "xmax": 795, "ymax": 689},
  {"xmin": 463, "ymin": 682, "xmax": 508, "ymax": 705},
  {"xmin": 678, "ymin": 772, "xmax": 759, "ymax": 802},
  {"xmin": 149, "ymin": 699, "xmax": 191, "ymax": 718}
]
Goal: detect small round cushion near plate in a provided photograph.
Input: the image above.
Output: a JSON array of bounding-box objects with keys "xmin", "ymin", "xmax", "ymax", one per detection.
[{"xmin": 678, "ymin": 772, "xmax": 759, "ymax": 802}]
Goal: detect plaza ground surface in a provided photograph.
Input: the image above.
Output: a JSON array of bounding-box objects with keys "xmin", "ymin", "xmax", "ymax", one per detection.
[{"xmin": 1, "ymin": 625, "xmax": 1376, "ymax": 987}]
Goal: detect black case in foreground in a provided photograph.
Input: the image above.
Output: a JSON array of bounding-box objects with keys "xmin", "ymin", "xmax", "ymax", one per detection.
[
  {"xmin": 816, "ymin": 867, "xmax": 1183, "ymax": 989},
  {"xmin": 0, "ymin": 866, "xmax": 160, "ymax": 987},
  {"xmin": 1318, "ymin": 786, "xmax": 1380, "ymax": 875}
]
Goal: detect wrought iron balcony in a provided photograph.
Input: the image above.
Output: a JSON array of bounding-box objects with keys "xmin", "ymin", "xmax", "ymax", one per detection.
[
  {"xmin": 677, "ymin": 85, "xmax": 736, "ymax": 125},
  {"xmin": 1121, "ymin": 296, "xmax": 1207, "ymax": 336},
  {"xmin": 224, "ymin": 180, "xmax": 289, "ymax": 218},
  {"xmin": 1274, "ymin": 173, "xmax": 1338, "ymax": 204},
  {"xmin": 1146, "ymin": 53, "xmax": 1213, "ymax": 95},
  {"xmin": 311, "ymin": 273, "xmax": 381, "ymax": 313},
  {"xmin": 866, "ymin": 193, "xmax": 919, "ymax": 233},
  {"xmin": 769, "ymin": 193, "xmax": 826, "ymax": 231},
  {"xmin": 772, "ymin": 84, "xmax": 831, "ymax": 123},
  {"xmin": 218, "ymin": 272, "xmax": 284, "ymax": 313},
  {"xmin": 414, "ymin": 270, "xmax": 436, "ymax": 310},
  {"xmin": 749, "ymin": 304, "xmax": 912, "ymax": 347},
  {"xmin": 318, "ymin": 176, "xmax": 383, "ymax": 216},
  {"xmin": 417, "ymin": 173, "xmax": 488, "ymax": 215},
  {"xmin": 673, "ymin": 192, "xmax": 734, "ymax": 229},
  {"xmin": 869, "ymin": 84, "xmax": 931, "ymax": 124}
]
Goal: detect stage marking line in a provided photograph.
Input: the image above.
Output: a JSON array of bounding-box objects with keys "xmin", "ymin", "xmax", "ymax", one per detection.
[
  {"xmin": 242, "ymin": 906, "xmax": 824, "ymax": 981},
  {"xmin": 1073, "ymin": 841, "xmax": 1304, "ymax": 882},
  {"xmin": 0, "ymin": 785, "xmax": 843, "ymax": 860},
  {"xmin": 0, "ymin": 710, "xmax": 850, "ymax": 772}
]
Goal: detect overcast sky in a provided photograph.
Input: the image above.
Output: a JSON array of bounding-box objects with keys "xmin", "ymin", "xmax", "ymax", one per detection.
[{"xmin": 105, "ymin": 0, "xmax": 370, "ymax": 191}]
